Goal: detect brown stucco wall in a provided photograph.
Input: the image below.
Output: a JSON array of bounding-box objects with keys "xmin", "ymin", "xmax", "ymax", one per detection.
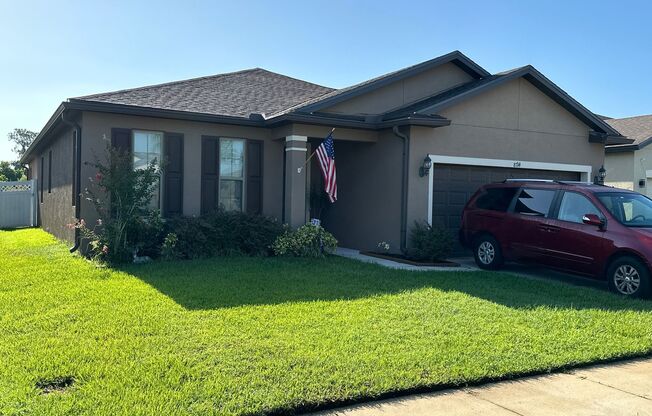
[
  {"xmin": 28, "ymin": 125, "xmax": 76, "ymax": 243},
  {"xmin": 322, "ymin": 63, "xmax": 474, "ymax": 115},
  {"xmin": 79, "ymin": 111, "xmax": 285, "ymax": 227},
  {"xmin": 321, "ymin": 130, "xmax": 403, "ymax": 251},
  {"xmin": 406, "ymin": 77, "xmax": 605, "ymax": 229},
  {"xmin": 605, "ymin": 151, "xmax": 635, "ymax": 191}
]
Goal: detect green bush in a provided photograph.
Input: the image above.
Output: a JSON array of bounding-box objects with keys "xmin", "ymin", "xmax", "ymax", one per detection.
[
  {"xmin": 272, "ymin": 224, "xmax": 337, "ymax": 257},
  {"xmin": 75, "ymin": 141, "xmax": 160, "ymax": 263},
  {"xmin": 164, "ymin": 209, "xmax": 284, "ymax": 259},
  {"xmin": 164, "ymin": 216, "xmax": 215, "ymax": 259},
  {"xmin": 404, "ymin": 221, "xmax": 453, "ymax": 262}
]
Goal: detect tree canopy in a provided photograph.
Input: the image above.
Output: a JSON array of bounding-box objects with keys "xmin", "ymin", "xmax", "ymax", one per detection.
[{"xmin": 7, "ymin": 128, "xmax": 37, "ymax": 160}]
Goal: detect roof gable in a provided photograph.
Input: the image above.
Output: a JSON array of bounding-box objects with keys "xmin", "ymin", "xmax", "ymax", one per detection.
[
  {"xmin": 286, "ymin": 51, "xmax": 489, "ymax": 116},
  {"xmin": 384, "ymin": 65, "xmax": 627, "ymax": 143}
]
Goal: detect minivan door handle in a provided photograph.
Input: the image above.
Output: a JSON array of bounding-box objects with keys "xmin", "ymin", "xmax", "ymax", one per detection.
[{"xmin": 538, "ymin": 224, "xmax": 560, "ymax": 233}]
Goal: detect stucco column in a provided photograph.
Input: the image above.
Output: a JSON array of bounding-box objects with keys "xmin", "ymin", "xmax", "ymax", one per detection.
[{"xmin": 284, "ymin": 135, "xmax": 308, "ymax": 228}]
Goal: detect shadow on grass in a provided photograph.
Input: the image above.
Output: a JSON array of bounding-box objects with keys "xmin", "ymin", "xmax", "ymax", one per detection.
[{"xmin": 120, "ymin": 255, "xmax": 652, "ymax": 312}]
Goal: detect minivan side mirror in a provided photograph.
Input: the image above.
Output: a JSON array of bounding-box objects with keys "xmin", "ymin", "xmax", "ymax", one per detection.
[{"xmin": 582, "ymin": 213, "xmax": 605, "ymax": 228}]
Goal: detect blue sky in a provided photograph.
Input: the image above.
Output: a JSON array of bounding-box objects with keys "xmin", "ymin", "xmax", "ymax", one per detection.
[{"xmin": 1, "ymin": 0, "xmax": 650, "ymax": 160}]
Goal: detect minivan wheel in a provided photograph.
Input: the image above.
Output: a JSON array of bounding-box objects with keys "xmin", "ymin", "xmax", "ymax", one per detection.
[
  {"xmin": 607, "ymin": 256, "xmax": 651, "ymax": 298},
  {"xmin": 473, "ymin": 235, "xmax": 503, "ymax": 270}
]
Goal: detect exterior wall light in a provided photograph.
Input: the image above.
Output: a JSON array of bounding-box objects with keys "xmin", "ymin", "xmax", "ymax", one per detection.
[
  {"xmin": 419, "ymin": 156, "xmax": 432, "ymax": 177},
  {"xmin": 598, "ymin": 165, "xmax": 606, "ymax": 185}
]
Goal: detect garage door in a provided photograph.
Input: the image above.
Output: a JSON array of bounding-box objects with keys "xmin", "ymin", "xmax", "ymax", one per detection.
[{"xmin": 431, "ymin": 164, "xmax": 581, "ymax": 252}]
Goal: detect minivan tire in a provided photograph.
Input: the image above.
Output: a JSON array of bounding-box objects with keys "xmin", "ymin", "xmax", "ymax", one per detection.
[
  {"xmin": 473, "ymin": 235, "xmax": 503, "ymax": 270},
  {"xmin": 607, "ymin": 256, "xmax": 651, "ymax": 298}
]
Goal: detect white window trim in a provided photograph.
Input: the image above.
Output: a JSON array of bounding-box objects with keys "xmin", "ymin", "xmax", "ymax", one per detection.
[
  {"xmin": 219, "ymin": 137, "xmax": 246, "ymax": 212},
  {"xmin": 426, "ymin": 154, "xmax": 593, "ymax": 225},
  {"xmin": 132, "ymin": 130, "xmax": 164, "ymax": 210}
]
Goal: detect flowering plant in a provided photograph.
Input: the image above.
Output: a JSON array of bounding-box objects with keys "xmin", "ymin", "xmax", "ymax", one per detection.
[
  {"xmin": 377, "ymin": 241, "xmax": 390, "ymax": 252},
  {"xmin": 75, "ymin": 140, "xmax": 161, "ymax": 263}
]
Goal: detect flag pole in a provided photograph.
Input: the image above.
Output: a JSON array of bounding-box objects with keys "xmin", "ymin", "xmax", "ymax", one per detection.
[{"xmin": 297, "ymin": 128, "xmax": 334, "ymax": 174}]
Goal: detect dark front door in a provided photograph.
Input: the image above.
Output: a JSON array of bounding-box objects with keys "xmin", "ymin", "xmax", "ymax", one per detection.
[{"xmin": 431, "ymin": 164, "xmax": 580, "ymax": 253}]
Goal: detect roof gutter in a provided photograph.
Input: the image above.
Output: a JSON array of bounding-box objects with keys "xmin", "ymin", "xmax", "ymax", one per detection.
[{"xmin": 60, "ymin": 111, "xmax": 82, "ymax": 253}]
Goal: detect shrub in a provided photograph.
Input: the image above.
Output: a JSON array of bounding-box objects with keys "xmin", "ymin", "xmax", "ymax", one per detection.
[
  {"xmin": 165, "ymin": 209, "xmax": 284, "ymax": 259},
  {"xmin": 404, "ymin": 221, "xmax": 453, "ymax": 262},
  {"xmin": 75, "ymin": 141, "xmax": 160, "ymax": 263},
  {"xmin": 272, "ymin": 224, "xmax": 337, "ymax": 257},
  {"xmin": 164, "ymin": 216, "xmax": 215, "ymax": 259}
]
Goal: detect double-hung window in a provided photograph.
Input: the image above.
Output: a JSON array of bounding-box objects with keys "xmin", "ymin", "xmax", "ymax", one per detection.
[
  {"xmin": 133, "ymin": 130, "xmax": 163, "ymax": 209},
  {"xmin": 219, "ymin": 138, "xmax": 245, "ymax": 211}
]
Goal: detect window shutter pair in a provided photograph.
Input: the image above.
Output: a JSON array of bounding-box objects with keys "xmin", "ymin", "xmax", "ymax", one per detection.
[
  {"xmin": 110, "ymin": 128, "xmax": 183, "ymax": 218},
  {"xmin": 200, "ymin": 137, "xmax": 263, "ymax": 215}
]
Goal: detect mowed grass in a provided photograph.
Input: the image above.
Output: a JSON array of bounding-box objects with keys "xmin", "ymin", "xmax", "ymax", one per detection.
[{"xmin": 2, "ymin": 229, "xmax": 652, "ymax": 415}]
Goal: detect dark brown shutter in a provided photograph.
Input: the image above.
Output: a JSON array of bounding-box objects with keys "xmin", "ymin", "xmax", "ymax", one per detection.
[
  {"xmin": 201, "ymin": 136, "xmax": 220, "ymax": 214},
  {"xmin": 111, "ymin": 128, "xmax": 132, "ymax": 153},
  {"xmin": 163, "ymin": 133, "xmax": 184, "ymax": 217},
  {"xmin": 246, "ymin": 140, "xmax": 263, "ymax": 215}
]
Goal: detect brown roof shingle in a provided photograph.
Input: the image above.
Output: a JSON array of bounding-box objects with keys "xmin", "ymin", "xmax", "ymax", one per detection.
[
  {"xmin": 606, "ymin": 114, "xmax": 652, "ymax": 148},
  {"xmin": 73, "ymin": 68, "xmax": 335, "ymax": 118}
]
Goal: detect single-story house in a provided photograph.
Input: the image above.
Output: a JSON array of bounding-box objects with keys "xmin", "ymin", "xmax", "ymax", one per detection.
[
  {"xmin": 21, "ymin": 51, "xmax": 629, "ymax": 253},
  {"xmin": 604, "ymin": 115, "xmax": 652, "ymax": 196}
]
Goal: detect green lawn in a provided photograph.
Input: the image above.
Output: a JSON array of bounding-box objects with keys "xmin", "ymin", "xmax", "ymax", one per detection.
[{"xmin": 2, "ymin": 229, "xmax": 652, "ymax": 415}]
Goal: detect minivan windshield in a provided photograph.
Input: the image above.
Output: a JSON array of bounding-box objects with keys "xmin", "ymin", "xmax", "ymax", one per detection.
[{"xmin": 597, "ymin": 192, "xmax": 652, "ymax": 227}]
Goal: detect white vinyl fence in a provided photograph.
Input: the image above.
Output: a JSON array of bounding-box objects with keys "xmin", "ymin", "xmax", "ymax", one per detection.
[{"xmin": 0, "ymin": 180, "xmax": 37, "ymax": 229}]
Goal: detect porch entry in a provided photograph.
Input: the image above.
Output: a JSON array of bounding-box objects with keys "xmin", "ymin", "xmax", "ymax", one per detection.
[
  {"xmin": 426, "ymin": 155, "xmax": 592, "ymax": 252},
  {"xmin": 0, "ymin": 180, "xmax": 37, "ymax": 229}
]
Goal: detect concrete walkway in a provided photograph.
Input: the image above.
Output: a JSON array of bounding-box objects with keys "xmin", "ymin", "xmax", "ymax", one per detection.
[{"xmin": 308, "ymin": 358, "xmax": 652, "ymax": 416}]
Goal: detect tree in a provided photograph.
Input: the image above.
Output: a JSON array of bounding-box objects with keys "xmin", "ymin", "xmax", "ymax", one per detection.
[
  {"xmin": 7, "ymin": 128, "xmax": 37, "ymax": 160},
  {"xmin": 0, "ymin": 161, "xmax": 26, "ymax": 182}
]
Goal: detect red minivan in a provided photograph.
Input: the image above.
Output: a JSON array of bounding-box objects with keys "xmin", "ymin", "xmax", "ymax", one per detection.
[{"xmin": 459, "ymin": 179, "xmax": 652, "ymax": 298}]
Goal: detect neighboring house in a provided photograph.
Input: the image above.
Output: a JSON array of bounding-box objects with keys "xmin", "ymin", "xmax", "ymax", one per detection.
[
  {"xmin": 21, "ymin": 51, "xmax": 628, "ymax": 253},
  {"xmin": 604, "ymin": 115, "xmax": 652, "ymax": 196}
]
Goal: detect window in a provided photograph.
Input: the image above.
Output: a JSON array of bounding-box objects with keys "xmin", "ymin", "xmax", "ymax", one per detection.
[
  {"xmin": 133, "ymin": 131, "xmax": 163, "ymax": 209},
  {"xmin": 475, "ymin": 188, "xmax": 517, "ymax": 212},
  {"xmin": 598, "ymin": 193, "xmax": 652, "ymax": 227},
  {"xmin": 48, "ymin": 150, "xmax": 52, "ymax": 193},
  {"xmin": 557, "ymin": 192, "xmax": 601, "ymax": 224},
  {"xmin": 514, "ymin": 188, "xmax": 555, "ymax": 217},
  {"xmin": 219, "ymin": 138, "xmax": 245, "ymax": 211}
]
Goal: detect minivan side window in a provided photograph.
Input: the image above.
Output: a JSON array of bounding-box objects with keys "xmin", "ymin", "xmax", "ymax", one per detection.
[
  {"xmin": 475, "ymin": 188, "xmax": 518, "ymax": 212},
  {"xmin": 557, "ymin": 192, "xmax": 601, "ymax": 224},
  {"xmin": 514, "ymin": 188, "xmax": 555, "ymax": 217}
]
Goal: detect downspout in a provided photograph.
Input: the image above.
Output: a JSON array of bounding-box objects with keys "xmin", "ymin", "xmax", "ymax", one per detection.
[
  {"xmin": 392, "ymin": 125, "xmax": 409, "ymax": 252},
  {"xmin": 60, "ymin": 112, "xmax": 82, "ymax": 253}
]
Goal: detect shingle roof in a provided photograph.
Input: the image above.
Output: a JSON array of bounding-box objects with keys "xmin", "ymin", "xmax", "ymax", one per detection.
[
  {"xmin": 73, "ymin": 68, "xmax": 335, "ymax": 118},
  {"xmin": 605, "ymin": 115, "xmax": 652, "ymax": 148}
]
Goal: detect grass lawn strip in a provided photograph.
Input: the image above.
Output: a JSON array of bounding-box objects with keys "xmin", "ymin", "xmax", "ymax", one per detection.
[{"xmin": 1, "ymin": 229, "xmax": 651, "ymax": 415}]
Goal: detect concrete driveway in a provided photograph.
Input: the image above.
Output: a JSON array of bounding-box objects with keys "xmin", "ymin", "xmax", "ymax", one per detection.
[
  {"xmin": 453, "ymin": 257, "xmax": 609, "ymax": 292},
  {"xmin": 308, "ymin": 358, "xmax": 652, "ymax": 416}
]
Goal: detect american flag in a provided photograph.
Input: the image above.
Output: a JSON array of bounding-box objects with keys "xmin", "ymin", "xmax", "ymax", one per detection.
[{"xmin": 315, "ymin": 131, "xmax": 337, "ymax": 203}]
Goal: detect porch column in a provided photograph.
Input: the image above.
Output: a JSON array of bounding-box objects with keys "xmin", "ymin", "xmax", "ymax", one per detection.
[{"xmin": 284, "ymin": 135, "xmax": 308, "ymax": 228}]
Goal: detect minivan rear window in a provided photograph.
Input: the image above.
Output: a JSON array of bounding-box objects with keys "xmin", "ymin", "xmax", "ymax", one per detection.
[
  {"xmin": 514, "ymin": 188, "xmax": 555, "ymax": 217},
  {"xmin": 475, "ymin": 188, "xmax": 518, "ymax": 212}
]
